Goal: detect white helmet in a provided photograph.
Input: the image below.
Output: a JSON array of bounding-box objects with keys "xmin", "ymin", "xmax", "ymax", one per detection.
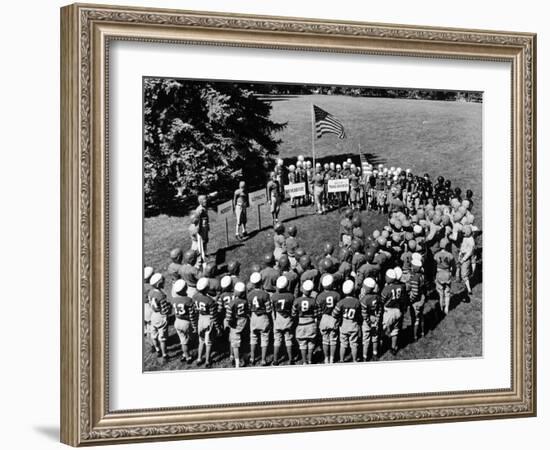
[
  {"xmin": 385, "ymin": 269, "xmax": 396, "ymax": 280},
  {"xmin": 196, "ymin": 277, "xmax": 209, "ymax": 292},
  {"xmin": 250, "ymin": 272, "xmax": 262, "ymax": 284},
  {"xmin": 150, "ymin": 273, "xmax": 164, "ymax": 287},
  {"xmin": 173, "ymin": 279, "xmax": 186, "ymax": 295},
  {"xmin": 302, "ymin": 280, "xmax": 314, "ymax": 292},
  {"xmin": 220, "ymin": 275, "xmax": 232, "ymax": 289},
  {"xmin": 297, "ymin": 155, "xmax": 305, "ymax": 162},
  {"xmin": 234, "ymin": 282, "xmax": 246, "ymax": 293},
  {"xmin": 342, "ymin": 280, "xmax": 354, "ymax": 295},
  {"xmin": 144, "ymin": 266, "xmax": 154, "ymax": 281},
  {"xmin": 363, "ymin": 277, "xmax": 376, "ymax": 289},
  {"xmin": 276, "ymin": 276, "xmax": 289, "ymax": 290},
  {"xmin": 321, "ymin": 274, "xmax": 334, "ymax": 288},
  {"xmin": 394, "ymin": 266, "xmax": 403, "ymax": 281}
]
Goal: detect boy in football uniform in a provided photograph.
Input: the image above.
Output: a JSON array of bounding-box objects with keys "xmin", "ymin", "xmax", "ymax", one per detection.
[
  {"xmin": 195, "ymin": 195, "xmax": 210, "ymax": 257},
  {"xmin": 167, "ymin": 248, "xmax": 183, "ymax": 283},
  {"xmin": 143, "ymin": 266, "xmax": 154, "ymax": 337},
  {"xmin": 339, "ymin": 208, "xmax": 353, "ymax": 247},
  {"xmin": 350, "ymin": 240, "xmax": 367, "ymax": 276},
  {"xmin": 148, "ymin": 273, "xmax": 172, "ymax": 361},
  {"xmin": 360, "ymin": 278, "xmax": 382, "ymax": 361},
  {"xmin": 355, "ymin": 249, "xmax": 381, "ymax": 291},
  {"xmin": 333, "ymin": 280, "xmax": 361, "ymax": 363},
  {"xmin": 433, "ymin": 238, "xmax": 455, "ymax": 314},
  {"xmin": 248, "ymin": 272, "xmax": 273, "ymax": 366},
  {"xmin": 217, "ymin": 275, "xmax": 234, "ymax": 360},
  {"xmin": 337, "ymin": 247, "xmax": 353, "ymax": 282},
  {"xmin": 380, "ymin": 269, "xmax": 408, "ymax": 355},
  {"xmin": 316, "ymin": 275, "xmax": 341, "ymax": 363},
  {"xmin": 171, "ymin": 279, "xmax": 197, "ymax": 363},
  {"xmin": 202, "ymin": 262, "xmax": 220, "ymax": 298},
  {"xmin": 299, "ymin": 255, "xmax": 320, "ymax": 294},
  {"xmin": 179, "ymin": 250, "xmax": 202, "ymax": 298},
  {"xmin": 273, "ymin": 222, "xmax": 287, "ymax": 261},
  {"xmin": 193, "ymin": 277, "xmax": 219, "ymax": 368},
  {"xmin": 292, "ymin": 280, "xmax": 319, "ymax": 364},
  {"xmin": 278, "ymin": 255, "xmax": 299, "ymax": 297},
  {"xmin": 225, "ymin": 282, "xmax": 250, "ymax": 368},
  {"xmin": 271, "ymin": 275, "xmax": 296, "ymax": 365},
  {"xmin": 407, "ymin": 259, "xmax": 426, "ymax": 340},
  {"xmin": 260, "ymin": 253, "xmax": 281, "ymax": 295},
  {"xmin": 233, "ymin": 180, "xmax": 249, "ymax": 239}
]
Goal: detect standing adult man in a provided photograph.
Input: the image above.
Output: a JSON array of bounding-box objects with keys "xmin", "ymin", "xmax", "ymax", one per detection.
[
  {"xmin": 233, "ymin": 180, "xmax": 249, "ymax": 240},
  {"xmin": 195, "ymin": 194, "xmax": 210, "ymax": 257},
  {"xmin": 434, "ymin": 238, "xmax": 455, "ymax": 315},
  {"xmin": 266, "ymin": 171, "xmax": 282, "ymax": 226}
]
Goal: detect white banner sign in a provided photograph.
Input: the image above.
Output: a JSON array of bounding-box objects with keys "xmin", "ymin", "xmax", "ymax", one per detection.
[
  {"xmin": 328, "ymin": 178, "xmax": 350, "ymax": 193},
  {"xmin": 284, "ymin": 182, "xmax": 306, "ymax": 198},
  {"xmin": 217, "ymin": 200, "xmax": 233, "ymax": 219},
  {"xmin": 249, "ymin": 189, "xmax": 267, "ymax": 207}
]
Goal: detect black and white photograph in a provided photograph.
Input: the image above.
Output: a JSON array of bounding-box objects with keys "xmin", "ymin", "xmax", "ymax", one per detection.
[{"xmin": 143, "ymin": 77, "xmax": 483, "ymax": 372}]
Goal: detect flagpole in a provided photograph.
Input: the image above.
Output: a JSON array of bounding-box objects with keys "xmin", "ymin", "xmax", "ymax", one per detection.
[{"xmin": 311, "ymin": 103, "xmax": 316, "ymax": 168}]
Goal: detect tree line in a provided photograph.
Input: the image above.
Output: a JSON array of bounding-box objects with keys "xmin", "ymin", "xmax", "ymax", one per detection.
[{"xmin": 144, "ymin": 79, "xmax": 481, "ymax": 216}]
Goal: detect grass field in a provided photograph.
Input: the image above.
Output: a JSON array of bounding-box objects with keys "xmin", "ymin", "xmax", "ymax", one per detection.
[{"xmin": 144, "ymin": 94, "xmax": 482, "ymax": 372}]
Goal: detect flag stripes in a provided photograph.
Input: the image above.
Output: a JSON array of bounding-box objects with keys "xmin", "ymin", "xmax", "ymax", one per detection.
[{"xmin": 313, "ymin": 105, "xmax": 346, "ymax": 139}]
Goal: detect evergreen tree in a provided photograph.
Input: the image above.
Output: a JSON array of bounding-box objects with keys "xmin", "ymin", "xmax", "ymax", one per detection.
[{"xmin": 144, "ymin": 79, "xmax": 286, "ymax": 215}]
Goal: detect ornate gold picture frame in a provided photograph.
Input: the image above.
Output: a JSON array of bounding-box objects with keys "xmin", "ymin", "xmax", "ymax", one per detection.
[{"xmin": 60, "ymin": 3, "xmax": 536, "ymax": 446}]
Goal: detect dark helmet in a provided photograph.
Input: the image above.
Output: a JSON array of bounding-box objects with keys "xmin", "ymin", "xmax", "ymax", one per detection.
[
  {"xmin": 263, "ymin": 253, "xmax": 275, "ymax": 266},
  {"xmin": 350, "ymin": 239, "xmax": 362, "ymax": 253},
  {"xmin": 184, "ymin": 249, "xmax": 197, "ymax": 265},
  {"xmin": 227, "ymin": 260, "xmax": 240, "ymax": 275},
  {"xmin": 365, "ymin": 249, "xmax": 375, "ymax": 263},
  {"xmin": 170, "ymin": 247, "xmax": 183, "ymax": 263},
  {"xmin": 299, "ymin": 254, "xmax": 311, "ymax": 269},
  {"xmin": 320, "ymin": 257, "xmax": 333, "ymax": 273},
  {"xmin": 288, "ymin": 225, "xmax": 297, "ymax": 237},
  {"xmin": 324, "ymin": 242, "xmax": 334, "ymax": 255},
  {"xmin": 278, "ymin": 255, "xmax": 290, "ymax": 271},
  {"xmin": 437, "ymin": 175, "xmax": 444, "ymax": 184},
  {"xmin": 295, "ymin": 247, "xmax": 306, "ymax": 258},
  {"xmin": 454, "ymin": 187, "xmax": 462, "ymax": 196},
  {"xmin": 250, "ymin": 263, "xmax": 262, "ymax": 273},
  {"xmin": 274, "ymin": 222, "xmax": 285, "ymax": 234},
  {"xmin": 466, "ymin": 189, "xmax": 474, "ymax": 198},
  {"xmin": 344, "ymin": 208, "xmax": 353, "ymax": 219},
  {"xmin": 354, "ymin": 228, "xmax": 365, "ymax": 239},
  {"xmin": 444, "ymin": 179, "xmax": 451, "ymax": 188},
  {"xmin": 203, "ymin": 262, "xmax": 217, "ymax": 278},
  {"xmin": 339, "ymin": 247, "xmax": 351, "ymax": 262},
  {"xmin": 351, "ymin": 215, "xmax": 362, "ymax": 228},
  {"xmin": 424, "ymin": 173, "xmax": 430, "ymax": 179}
]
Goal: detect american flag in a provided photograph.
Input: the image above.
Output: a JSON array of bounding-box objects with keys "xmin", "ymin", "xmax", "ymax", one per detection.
[{"xmin": 313, "ymin": 105, "xmax": 346, "ymax": 139}]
